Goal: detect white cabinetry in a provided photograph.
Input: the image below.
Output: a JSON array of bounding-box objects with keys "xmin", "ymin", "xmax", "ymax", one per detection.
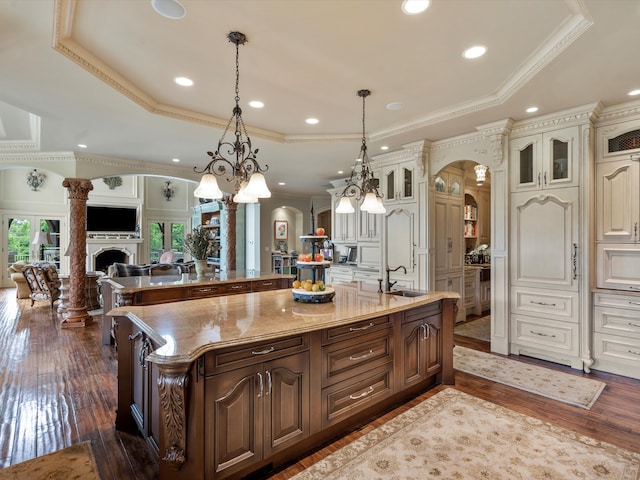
[
  {"xmin": 330, "ymin": 189, "xmax": 357, "ymax": 243},
  {"xmin": 510, "ymin": 126, "xmax": 580, "ymax": 192},
  {"xmin": 384, "ymin": 204, "xmax": 416, "ymax": 274},
  {"xmin": 358, "ymin": 209, "xmax": 382, "ymax": 242},
  {"xmin": 382, "ymin": 160, "xmax": 415, "ymax": 204},
  {"xmin": 596, "ymin": 159, "xmax": 639, "ymax": 243},
  {"xmin": 592, "ymin": 292, "xmax": 640, "ymax": 379}
]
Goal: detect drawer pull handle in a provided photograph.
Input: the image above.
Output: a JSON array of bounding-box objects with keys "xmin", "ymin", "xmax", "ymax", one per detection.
[
  {"xmin": 261, "ymin": 282, "xmax": 273, "ymax": 286},
  {"xmin": 629, "ymin": 302, "xmax": 640, "ymax": 306},
  {"xmin": 530, "ymin": 301, "xmax": 557, "ymax": 307},
  {"xmin": 252, "ymin": 346, "xmax": 275, "ymax": 355},
  {"xmin": 629, "ymin": 286, "xmax": 640, "ymax": 290},
  {"xmin": 628, "ymin": 322, "xmax": 640, "ymax": 327},
  {"xmin": 349, "ymin": 322, "xmax": 374, "ymax": 332},
  {"xmin": 266, "ymin": 370, "xmax": 272, "ymax": 396},
  {"xmin": 349, "ymin": 386, "xmax": 374, "ymax": 400},
  {"xmin": 530, "ymin": 330, "xmax": 556, "ymax": 338},
  {"xmin": 257, "ymin": 372, "xmax": 263, "ymax": 398},
  {"xmin": 629, "ymin": 350, "xmax": 640, "ymax": 356},
  {"xmin": 349, "ymin": 349, "xmax": 374, "ymax": 361},
  {"xmin": 196, "ymin": 288, "xmax": 213, "ymax": 293},
  {"xmin": 231, "ymin": 285, "xmax": 245, "ymax": 289}
]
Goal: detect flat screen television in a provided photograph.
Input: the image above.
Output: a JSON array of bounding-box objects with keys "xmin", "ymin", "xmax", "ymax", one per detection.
[{"xmin": 86, "ymin": 205, "xmax": 138, "ymax": 233}]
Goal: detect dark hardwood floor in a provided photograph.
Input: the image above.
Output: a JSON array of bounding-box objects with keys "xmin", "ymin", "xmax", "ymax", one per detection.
[{"xmin": 1, "ymin": 288, "xmax": 639, "ymax": 480}]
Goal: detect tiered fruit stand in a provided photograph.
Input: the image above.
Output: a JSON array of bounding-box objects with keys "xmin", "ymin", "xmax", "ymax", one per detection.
[{"xmin": 292, "ymin": 235, "xmax": 335, "ymax": 303}]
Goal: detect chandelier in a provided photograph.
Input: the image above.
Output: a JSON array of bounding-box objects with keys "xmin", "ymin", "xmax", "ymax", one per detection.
[
  {"xmin": 335, "ymin": 89, "xmax": 385, "ymax": 214},
  {"xmin": 474, "ymin": 164, "xmax": 488, "ymax": 185},
  {"xmin": 194, "ymin": 31, "xmax": 271, "ymax": 203}
]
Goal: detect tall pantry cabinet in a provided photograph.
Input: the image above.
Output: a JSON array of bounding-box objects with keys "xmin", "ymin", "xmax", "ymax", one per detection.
[
  {"xmin": 509, "ymin": 123, "xmax": 587, "ymax": 370},
  {"xmin": 593, "ymin": 116, "xmax": 640, "ymax": 379}
]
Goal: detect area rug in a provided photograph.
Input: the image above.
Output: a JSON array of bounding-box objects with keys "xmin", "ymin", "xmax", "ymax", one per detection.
[
  {"xmin": 453, "ymin": 346, "xmax": 606, "ymax": 409},
  {"xmin": 289, "ymin": 388, "xmax": 640, "ymax": 479},
  {"xmin": 0, "ymin": 441, "xmax": 101, "ymax": 480},
  {"xmin": 454, "ymin": 315, "xmax": 490, "ymax": 341}
]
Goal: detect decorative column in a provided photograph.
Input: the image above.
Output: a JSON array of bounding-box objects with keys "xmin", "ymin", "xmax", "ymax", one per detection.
[
  {"xmin": 221, "ymin": 196, "xmax": 237, "ymax": 271},
  {"xmin": 62, "ymin": 178, "xmax": 93, "ymax": 328}
]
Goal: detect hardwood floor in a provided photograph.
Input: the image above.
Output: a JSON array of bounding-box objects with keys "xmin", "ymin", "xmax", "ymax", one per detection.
[{"xmin": 1, "ymin": 288, "xmax": 639, "ymax": 480}]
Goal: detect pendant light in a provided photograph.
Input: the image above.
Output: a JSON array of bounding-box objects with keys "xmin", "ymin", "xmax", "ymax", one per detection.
[
  {"xmin": 335, "ymin": 89, "xmax": 385, "ymax": 214},
  {"xmin": 194, "ymin": 31, "xmax": 271, "ymax": 202}
]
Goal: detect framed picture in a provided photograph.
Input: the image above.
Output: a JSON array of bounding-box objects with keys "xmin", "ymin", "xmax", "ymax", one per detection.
[{"xmin": 274, "ymin": 220, "xmax": 288, "ymax": 240}]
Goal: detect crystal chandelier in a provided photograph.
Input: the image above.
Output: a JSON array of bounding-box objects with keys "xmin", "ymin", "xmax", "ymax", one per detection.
[
  {"xmin": 194, "ymin": 31, "xmax": 270, "ymax": 203},
  {"xmin": 335, "ymin": 90, "xmax": 385, "ymax": 214},
  {"xmin": 474, "ymin": 164, "xmax": 488, "ymax": 185}
]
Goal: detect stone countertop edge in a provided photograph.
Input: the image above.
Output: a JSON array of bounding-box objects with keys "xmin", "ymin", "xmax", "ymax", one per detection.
[{"xmin": 108, "ymin": 284, "xmax": 459, "ymax": 366}]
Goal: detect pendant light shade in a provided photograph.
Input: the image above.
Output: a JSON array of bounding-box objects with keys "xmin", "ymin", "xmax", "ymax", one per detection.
[
  {"xmin": 194, "ymin": 173, "xmax": 224, "ymax": 199},
  {"xmin": 335, "ymin": 196, "xmax": 355, "ymax": 214},
  {"xmin": 369, "ymin": 195, "xmax": 387, "ymax": 214},
  {"xmin": 233, "ymin": 182, "xmax": 258, "ymax": 203},
  {"xmin": 244, "ymin": 172, "xmax": 271, "ymax": 198},
  {"xmin": 360, "ymin": 192, "xmax": 379, "ymax": 212}
]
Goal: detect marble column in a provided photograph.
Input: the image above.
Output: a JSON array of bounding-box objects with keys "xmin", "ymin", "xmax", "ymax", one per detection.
[
  {"xmin": 221, "ymin": 196, "xmax": 237, "ymax": 271},
  {"xmin": 62, "ymin": 178, "xmax": 93, "ymax": 328}
]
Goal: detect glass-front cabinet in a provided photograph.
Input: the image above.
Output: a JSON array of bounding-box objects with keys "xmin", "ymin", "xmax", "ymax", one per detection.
[
  {"xmin": 510, "ymin": 126, "xmax": 579, "ymax": 192},
  {"xmin": 382, "ymin": 160, "xmax": 414, "ymax": 204}
]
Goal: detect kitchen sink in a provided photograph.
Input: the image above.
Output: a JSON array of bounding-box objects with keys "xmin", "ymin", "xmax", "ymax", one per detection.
[{"xmin": 387, "ymin": 290, "xmax": 426, "ymax": 298}]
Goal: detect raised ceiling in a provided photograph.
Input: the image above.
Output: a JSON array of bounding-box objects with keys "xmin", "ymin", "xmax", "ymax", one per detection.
[{"xmin": 0, "ymin": 0, "xmax": 639, "ymax": 196}]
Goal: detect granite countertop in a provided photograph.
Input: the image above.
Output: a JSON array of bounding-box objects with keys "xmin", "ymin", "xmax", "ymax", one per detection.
[
  {"xmin": 99, "ymin": 270, "xmax": 295, "ymax": 291},
  {"xmin": 109, "ymin": 281, "xmax": 459, "ymax": 366}
]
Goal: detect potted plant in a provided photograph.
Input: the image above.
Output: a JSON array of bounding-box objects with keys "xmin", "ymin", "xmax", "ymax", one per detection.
[{"xmin": 184, "ymin": 226, "xmax": 215, "ymax": 277}]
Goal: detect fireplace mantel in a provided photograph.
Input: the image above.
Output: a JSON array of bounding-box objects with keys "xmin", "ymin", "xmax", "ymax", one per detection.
[{"xmin": 87, "ymin": 237, "xmax": 143, "ymax": 271}]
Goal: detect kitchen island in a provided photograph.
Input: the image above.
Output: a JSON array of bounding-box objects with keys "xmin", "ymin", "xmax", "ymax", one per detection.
[{"xmin": 110, "ymin": 282, "xmax": 458, "ymax": 480}]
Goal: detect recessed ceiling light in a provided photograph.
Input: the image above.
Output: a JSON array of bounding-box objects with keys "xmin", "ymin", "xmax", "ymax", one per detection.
[
  {"xmin": 381, "ymin": 145, "xmax": 389, "ymax": 151},
  {"xmin": 526, "ymin": 106, "xmax": 539, "ymax": 113},
  {"xmin": 249, "ymin": 100, "xmax": 264, "ymax": 108},
  {"xmin": 386, "ymin": 102, "xmax": 404, "ymax": 111},
  {"xmin": 305, "ymin": 118, "xmax": 319, "ymax": 125},
  {"xmin": 174, "ymin": 77, "xmax": 193, "ymax": 87},
  {"xmin": 278, "ymin": 182, "xmax": 286, "ymax": 186},
  {"xmin": 628, "ymin": 89, "xmax": 640, "ymax": 96},
  {"xmin": 337, "ymin": 170, "xmax": 344, "ymax": 174},
  {"xmin": 77, "ymin": 143, "xmax": 87, "ymax": 148},
  {"xmin": 463, "ymin": 45, "xmax": 487, "ymax": 59},
  {"xmin": 402, "ymin": 0, "xmax": 430, "ymax": 15},
  {"xmin": 172, "ymin": 158, "xmax": 180, "ymax": 162},
  {"xmin": 151, "ymin": 0, "xmax": 186, "ymax": 19}
]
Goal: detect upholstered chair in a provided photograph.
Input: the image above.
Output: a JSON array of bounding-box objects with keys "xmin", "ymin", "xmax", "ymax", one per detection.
[
  {"xmin": 150, "ymin": 264, "xmax": 181, "ymax": 276},
  {"xmin": 22, "ymin": 263, "xmax": 62, "ymax": 309},
  {"xmin": 7, "ymin": 261, "xmax": 31, "ymax": 299}
]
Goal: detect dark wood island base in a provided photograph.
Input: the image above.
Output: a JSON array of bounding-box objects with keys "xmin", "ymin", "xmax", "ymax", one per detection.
[{"xmin": 111, "ymin": 283, "xmax": 458, "ymax": 480}]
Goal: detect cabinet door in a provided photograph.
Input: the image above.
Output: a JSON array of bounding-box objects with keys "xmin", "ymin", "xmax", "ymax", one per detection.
[
  {"xmin": 511, "ymin": 188, "xmax": 579, "ymax": 290},
  {"xmin": 399, "ymin": 160, "xmax": 415, "ymax": 202},
  {"xmin": 596, "ymin": 159, "xmax": 639, "ymax": 242},
  {"xmin": 263, "ymin": 352, "xmax": 310, "ymax": 458},
  {"xmin": 511, "ymin": 135, "xmax": 541, "ymax": 192},
  {"xmin": 384, "ymin": 204, "xmax": 415, "ymax": 273},
  {"xmin": 358, "ymin": 209, "xmax": 381, "ymax": 241},
  {"xmin": 542, "ymin": 126, "xmax": 580, "ymax": 189},
  {"xmin": 400, "ymin": 314, "xmax": 442, "ymax": 389},
  {"xmin": 434, "ymin": 197, "xmax": 464, "ymax": 276},
  {"xmin": 382, "ymin": 164, "xmax": 397, "ymax": 203},
  {"xmin": 205, "ymin": 365, "xmax": 263, "ymax": 478}
]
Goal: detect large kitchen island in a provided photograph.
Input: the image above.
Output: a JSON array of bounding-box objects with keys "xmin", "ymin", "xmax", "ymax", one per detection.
[{"xmin": 109, "ymin": 281, "xmax": 458, "ymax": 480}]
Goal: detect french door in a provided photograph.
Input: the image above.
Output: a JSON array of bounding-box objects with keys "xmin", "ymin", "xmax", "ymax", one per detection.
[
  {"xmin": 3, "ymin": 214, "xmax": 65, "ymax": 287},
  {"xmin": 147, "ymin": 220, "xmax": 186, "ymax": 263}
]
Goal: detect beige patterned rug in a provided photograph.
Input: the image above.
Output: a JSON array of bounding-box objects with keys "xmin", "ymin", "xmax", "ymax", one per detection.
[
  {"xmin": 0, "ymin": 442, "xmax": 100, "ymax": 480},
  {"xmin": 454, "ymin": 315, "xmax": 491, "ymax": 341},
  {"xmin": 289, "ymin": 388, "xmax": 640, "ymax": 479},
  {"xmin": 454, "ymin": 346, "xmax": 606, "ymax": 409}
]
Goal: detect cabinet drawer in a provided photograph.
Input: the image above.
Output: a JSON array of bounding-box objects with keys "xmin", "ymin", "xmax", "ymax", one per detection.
[
  {"xmin": 322, "ymin": 330, "xmax": 393, "ymax": 387},
  {"xmin": 204, "ymin": 335, "xmax": 308, "ymax": 375},
  {"xmin": 188, "ymin": 284, "xmax": 223, "ymax": 298},
  {"xmin": 593, "ymin": 291, "xmax": 640, "ymax": 310},
  {"xmin": 510, "ymin": 313, "xmax": 579, "ymax": 355},
  {"xmin": 510, "ymin": 286, "xmax": 578, "ymax": 323},
  {"xmin": 594, "ymin": 306, "xmax": 640, "ymax": 339},
  {"xmin": 251, "ymin": 279, "xmax": 283, "ymax": 292},
  {"xmin": 403, "ymin": 303, "xmax": 442, "ymax": 325},
  {"xmin": 222, "ymin": 282, "xmax": 251, "ymax": 294},
  {"xmin": 322, "ymin": 316, "xmax": 392, "ymax": 345},
  {"xmin": 593, "ymin": 333, "xmax": 640, "ymax": 379},
  {"xmin": 596, "ymin": 244, "xmax": 640, "ymax": 291},
  {"xmin": 321, "ymin": 363, "xmax": 393, "ymax": 428},
  {"xmin": 134, "ymin": 287, "xmax": 186, "ymax": 305}
]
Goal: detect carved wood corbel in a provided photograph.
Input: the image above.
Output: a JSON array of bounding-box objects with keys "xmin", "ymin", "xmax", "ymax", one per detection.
[{"xmin": 158, "ymin": 364, "xmax": 191, "ymax": 470}]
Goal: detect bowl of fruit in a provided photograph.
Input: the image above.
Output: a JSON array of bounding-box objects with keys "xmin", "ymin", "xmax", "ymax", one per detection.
[{"xmin": 291, "ymin": 279, "xmax": 335, "ymax": 303}]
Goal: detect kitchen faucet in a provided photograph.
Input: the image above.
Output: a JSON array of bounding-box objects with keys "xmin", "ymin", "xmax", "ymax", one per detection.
[{"xmin": 385, "ymin": 265, "xmax": 407, "ymax": 292}]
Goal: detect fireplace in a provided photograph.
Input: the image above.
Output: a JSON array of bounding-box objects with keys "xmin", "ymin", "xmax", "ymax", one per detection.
[{"xmin": 86, "ymin": 237, "xmax": 143, "ymax": 272}]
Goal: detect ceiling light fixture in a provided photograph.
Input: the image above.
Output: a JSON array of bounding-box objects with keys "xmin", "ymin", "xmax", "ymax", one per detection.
[
  {"xmin": 174, "ymin": 76, "xmax": 193, "ymax": 87},
  {"xmin": 402, "ymin": 0, "xmax": 431, "ymax": 15},
  {"xmin": 305, "ymin": 118, "xmax": 319, "ymax": 125},
  {"xmin": 628, "ymin": 89, "xmax": 640, "ymax": 96},
  {"xmin": 248, "ymin": 100, "xmax": 264, "ymax": 108},
  {"xmin": 151, "ymin": 0, "xmax": 186, "ymax": 19},
  {"xmin": 463, "ymin": 45, "xmax": 487, "ymax": 59},
  {"xmin": 526, "ymin": 106, "xmax": 539, "ymax": 113},
  {"xmin": 335, "ymin": 89, "xmax": 386, "ymax": 215},
  {"xmin": 194, "ymin": 32, "xmax": 270, "ymax": 203}
]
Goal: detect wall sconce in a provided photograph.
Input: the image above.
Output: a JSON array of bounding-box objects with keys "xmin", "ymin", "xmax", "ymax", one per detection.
[
  {"xmin": 26, "ymin": 169, "xmax": 46, "ymax": 191},
  {"xmin": 163, "ymin": 180, "xmax": 176, "ymax": 201},
  {"xmin": 474, "ymin": 164, "xmax": 488, "ymax": 185}
]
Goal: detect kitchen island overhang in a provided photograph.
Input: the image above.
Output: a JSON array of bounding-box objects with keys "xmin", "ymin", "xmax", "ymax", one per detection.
[{"xmin": 110, "ymin": 282, "xmax": 459, "ymax": 479}]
